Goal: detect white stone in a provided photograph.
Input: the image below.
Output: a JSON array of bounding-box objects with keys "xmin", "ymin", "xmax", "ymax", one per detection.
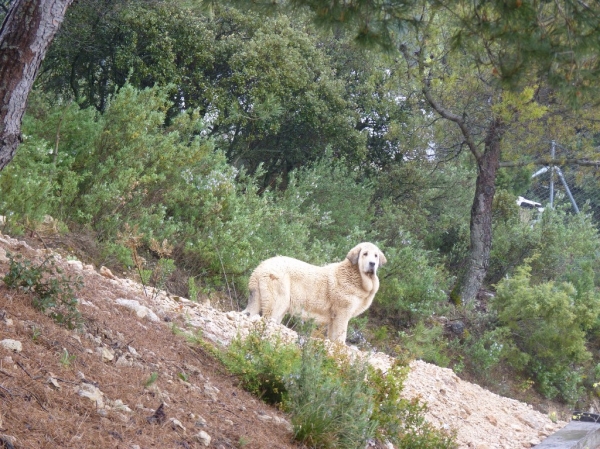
[
  {"xmin": 96, "ymin": 347, "xmax": 114, "ymax": 362},
  {"xmin": 115, "ymin": 299, "xmax": 160, "ymax": 322},
  {"xmin": 99, "ymin": 266, "xmax": 116, "ymax": 279},
  {"xmin": 67, "ymin": 259, "xmax": 83, "ymax": 270},
  {"xmin": 0, "ymin": 339, "xmax": 22, "ymax": 352},
  {"xmin": 170, "ymin": 418, "xmax": 186, "ymax": 433},
  {"xmin": 48, "ymin": 376, "xmax": 61, "ymax": 390},
  {"xmin": 195, "ymin": 416, "xmax": 207, "ymax": 427},
  {"xmin": 194, "ymin": 430, "xmax": 211, "ymax": 446},
  {"xmin": 77, "ymin": 383, "xmax": 104, "ymax": 408}
]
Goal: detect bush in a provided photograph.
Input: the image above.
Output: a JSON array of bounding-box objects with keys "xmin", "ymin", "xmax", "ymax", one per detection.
[
  {"xmin": 219, "ymin": 326, "xmax": 455, "ymax": 448},
  {"xmin": 493, "ymin": 260, "xmax": 600, "ymax": 403},
  {"xmin": 487, "ymin": 189, "xmax": 539, "ymax": 283},
  {"xmin": 0, "ymin": 94, "xmax": 96, "ymax": 232},
  {"xmin": 529, "ymin": 206, "xmax": 600, "ymax": 291},
  {"xmin": 396, "ymin": 321, "xmax": 451, "ymax": 367},
  {"xmin": 3, "ymin": 253, "xmax": 83, "ymax": 329},
  {"xmin": 369, "ymin": 365, "xmax": 456, "ymax": 449},
  {"xmin": 375, "ymin": 236, "xmax": 449, "ymax": 323},
  {"xmin": 219, "ymin": 324, "xmax": 301, "ymax": 405},
  {"xmin": 455, "ymin": 327, "xmax": 509, "ymax": 383},
  {"xmin": 285, "ymin": 341, "xmax": 376, "ymax": 449}
]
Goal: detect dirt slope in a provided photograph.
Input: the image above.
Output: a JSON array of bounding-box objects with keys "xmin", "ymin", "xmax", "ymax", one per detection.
[{"xmin": 0, "ymin": 231, "xmax": 566, "ymax": 448}]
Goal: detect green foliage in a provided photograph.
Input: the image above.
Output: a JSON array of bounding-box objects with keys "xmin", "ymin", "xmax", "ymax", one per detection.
[
  {"xmin": 529, "ymin": 207, "xmax": 600, "ymax": 292},
  {"xmin": 59, "ymin": 349, "xmax": 77, "ymax": 368},
  {"xmin": 371, "ymin": 160, "xmax": 473, "ymax": 276},
  {"xmin": 286, "ymin": 342, "xmax": 376, "ymax": 449},
  {"xmin": 44, "ymin": 2, "xmax": 368, "ymax": 181},
  {"xmin": 375, "ymin": 238, "xmax": 449, "ymax": 323},
  {"xmin": 369, "ymin": 365, "xmax": 456, "ymax": 448},
  {"xmin": 188, "ymin": 276, "xmax": 200, "ymax": 302},
  {"xmin": 0, "ymin": 93, "xmax": 98, "ymax": 231},
  {"xmin": 493, "ymin": 260, "xmax": 600, "ymax": 403},
  {"xmin": 143, "ymin": 372, "xmax": 159, "ymax": 388},
  {"xmin": 397, "ymin": 321, "xmax": 450, "ymax": 367},
  {"xmin": 2, "ymin": 84, "xmax": 383, "ymax": 300},
  {"xmin": 3, "ymin": 253, "xmax": 83, "ymax": 329},
  {"xmin": 220, "ymin": 326, "xmax": 455, "ymax": 448},
  {"xmin": 220, "ymin": 324, "xmax": 301, "ymax": 405},
  {"xmin": 487, "ymin": 189, "xmax": 538, "ymax": 283},
  {"xmin": 456, "ymin": 328, "xmax": 509, "ymax": 383},
  {"xmin": 290, "ymin": 154, "xmax": 375, "ymax": 253}
]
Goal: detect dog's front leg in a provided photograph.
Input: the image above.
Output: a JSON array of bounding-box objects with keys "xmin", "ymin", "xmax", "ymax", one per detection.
[{"xmin": 327, "ymin": 314, "xmax": 351, "ymax": 343}]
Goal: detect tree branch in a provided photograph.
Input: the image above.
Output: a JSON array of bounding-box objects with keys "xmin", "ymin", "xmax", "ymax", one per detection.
[
  {"xmin": 499, "ymin": 158, "xmax": 600, "ymax": 168},
  {"xmin": 400, "ymin": 42, "xmax": 484, "ymax": 162}
]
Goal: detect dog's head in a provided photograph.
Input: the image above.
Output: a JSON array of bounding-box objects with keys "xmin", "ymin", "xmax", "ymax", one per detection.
[{"xmin": 346, "ymin": 242, "xmax": 386, "ymax": 275}]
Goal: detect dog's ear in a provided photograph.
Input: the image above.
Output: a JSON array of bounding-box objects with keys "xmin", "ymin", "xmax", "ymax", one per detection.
[
  {"xmin": 346, "ymin": 244, "xmax": 362, "ymax": 265},
  {"xmin": 378, "ymin": 249, "xmax": 387, "ymax": 266}
]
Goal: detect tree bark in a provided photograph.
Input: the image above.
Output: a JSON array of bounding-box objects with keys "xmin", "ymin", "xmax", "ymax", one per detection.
[
  {"xmin": 418, "ymin": 58, "xmax": 505, "ymax": 304},
  {"xmin": 456, "ymin": 119, "xmax": 503, "ymax": 304},
  {"xmin": 0, "ymin": 0, "xmax": 73, "ymax": 171}
]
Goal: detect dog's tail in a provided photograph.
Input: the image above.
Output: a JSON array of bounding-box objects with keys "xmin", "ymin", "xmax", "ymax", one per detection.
[{"xmin": 243, "ymin": 275, "xmax": 261, "ymax": 316}]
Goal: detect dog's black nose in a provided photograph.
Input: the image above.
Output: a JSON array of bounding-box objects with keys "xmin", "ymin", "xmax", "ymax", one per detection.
[{"xmin": 369, "ymin": 261, "xmax": 376, "ymax": 268}]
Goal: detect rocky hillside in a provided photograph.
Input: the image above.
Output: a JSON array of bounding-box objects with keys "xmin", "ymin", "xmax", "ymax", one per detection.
[{"xmin": 0, "ymin": 231, "xmax": 566, "ymax": 448}]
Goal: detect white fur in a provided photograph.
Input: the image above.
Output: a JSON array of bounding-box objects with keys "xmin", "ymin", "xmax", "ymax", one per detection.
[{"xmin": 244, "ymin": 242, "xmax": 386, "ymax": 343}]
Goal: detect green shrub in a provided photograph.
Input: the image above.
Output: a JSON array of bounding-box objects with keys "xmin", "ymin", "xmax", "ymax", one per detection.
[
  {"xmin": 487, "ymin": 189, "xmax": 539, "ymax": 283},
  {"xmin": 3, "ymin": 253, "xmax": 83, "ymax": 329},
  {"xmin": 0, "ymin": 94, "xmax": 95, "ymax": 231},
  {"xmin": 285, "ymin": 341, "xmax": 376, "ymax": 449},
  {"xmin": 219, "ymin": 326, "xmax": 455, "ymax": 448},
  {"xmin": 369, "ymin": 365, "xmax": 456, "ymax": 449},
  {"xmin": 396, "ymin": 321, "xmax": 451, "ymax": 367},
  {"xmin": 493, "ymin": 260, "xmax": 600, "ymax": 403},
  {"xmin": 219, "ymin": 324, "xmax": 301, "ymax": 405},
  {"xmin": 456, "ymin": 328, "xmax": 509, "ymax": 383},
  {"xmin": 530, "ymin": 206, "xmax": 600, "ymax": 291},
  {"xmin": 375, "ymin": 238, "xmax": 449, "ymax": 323}
]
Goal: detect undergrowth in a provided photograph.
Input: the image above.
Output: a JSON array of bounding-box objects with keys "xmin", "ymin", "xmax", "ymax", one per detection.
[
  {"xmin": 218, "ymin": 324, "xmax": 456, "ymax": 448},
  {"xmin": 3, "ymin": 252, "xmax": 83, "ymax": 329}
]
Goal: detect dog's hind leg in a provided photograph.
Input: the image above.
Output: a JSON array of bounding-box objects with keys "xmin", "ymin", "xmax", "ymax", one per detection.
[{"xmin": 268, "ymin": 274, "xmax": 291, "ymax": 324}]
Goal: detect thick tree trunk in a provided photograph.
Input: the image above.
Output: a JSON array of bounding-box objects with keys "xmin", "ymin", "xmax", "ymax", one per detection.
[
  {"xmin": 457, "ymin": 119, "xmax": 503, "ymax": 304},
  {"xmin": 0, "ymin": 0, "xmax": 73, "ymax": 171}
]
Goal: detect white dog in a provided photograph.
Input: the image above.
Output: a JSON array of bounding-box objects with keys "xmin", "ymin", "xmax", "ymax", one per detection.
[{"xmin": 244, "ymin": 242, "xmax": 386, "ymax": 343}]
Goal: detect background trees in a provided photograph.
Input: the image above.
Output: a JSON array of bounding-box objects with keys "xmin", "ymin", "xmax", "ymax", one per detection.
[{"xmin": 1, "ymin": 0, "xmax": 600, "ymax": 407}]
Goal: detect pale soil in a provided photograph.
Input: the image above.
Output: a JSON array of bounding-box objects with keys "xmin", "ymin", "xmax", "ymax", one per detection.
[{"xmin": 0, "ymin": 231, "xmax": 567, "ymax": 448}]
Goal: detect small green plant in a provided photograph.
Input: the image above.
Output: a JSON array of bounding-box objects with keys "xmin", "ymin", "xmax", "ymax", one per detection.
[
  {"xmin": 59, "ymin": 349, "xmax": 76, "ymax": 368},
  {"xmin": 188, "ymin": 276, "xmax": 200, "ymax": 302},
  {"xmin": 397, "ymin": 321, "xmax": 450, "ymax": 367},
  {"xmin": 184, "ymin": 329, "xmax": 204, "ymax": 346},
  {"xmin": 31, "ymin": 326, "xmax": 41, "ymax": 341},
  {"xmin": 3, "ymin": 252, "xmax": 83, "ymax": 329},
  {"xmin": 238, "ymin": 436, "xmax": 250, "ymax": 447},
  {"xmin": 177, "ymin": 372, "xmax": 189, "ymax": 382},
  {"xmin": 144, "ymin": 372, "xmax": 159, "ymax": 388}
]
